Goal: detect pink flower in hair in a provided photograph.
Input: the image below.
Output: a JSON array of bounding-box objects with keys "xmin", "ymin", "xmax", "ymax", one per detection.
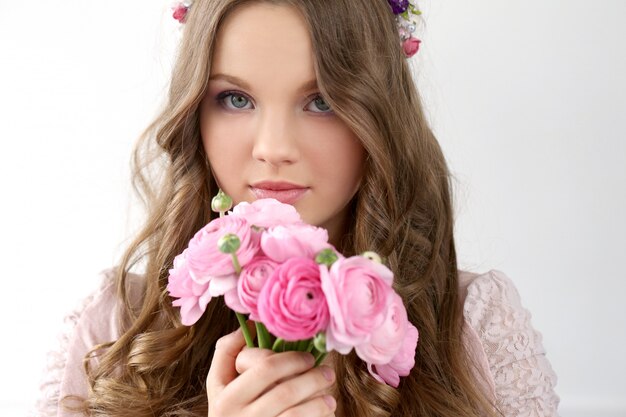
[
  {"xmin": 166, "ymin": 249, "xmax": 212, "ymax": 326},
  {"xmin": 402, "ymin": 37, "xmax": 421, "ymax": 57},
  {"xmin": 172, "ymin": 3, "xmax": 190, "ymax": 23}
]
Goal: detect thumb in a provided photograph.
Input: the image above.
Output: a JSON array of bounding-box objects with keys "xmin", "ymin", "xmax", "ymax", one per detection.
[{"xmin": 206, "ymin": 321, "xmax": 256, "ymax": 394}]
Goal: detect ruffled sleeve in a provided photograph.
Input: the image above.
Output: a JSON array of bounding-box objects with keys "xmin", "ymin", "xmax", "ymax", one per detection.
[
  {"xmin": 462, "ymin": 269, "xmax": 560, "ymax": 416},
  {"xmin": 33, "ymin": 267, "xmax": 121, "ymax": 417}
]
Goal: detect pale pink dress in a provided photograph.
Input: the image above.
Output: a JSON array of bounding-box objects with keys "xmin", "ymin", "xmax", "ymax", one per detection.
[{"xmin": 33, "ymin": 267, "xmax": 560, "ymax": 416}]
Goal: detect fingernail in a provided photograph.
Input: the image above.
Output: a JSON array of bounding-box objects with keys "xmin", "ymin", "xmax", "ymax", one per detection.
[
  {"xmin": 321, "ymin": 366, "xmax": 335, "ymax": 382},
  {"xmin": 303, "ymin": 353, "xmax": 315, "ymax": 366},
  {"xmin": 324, "ymin": 395, "xmax": 336, "ymax": 410}
]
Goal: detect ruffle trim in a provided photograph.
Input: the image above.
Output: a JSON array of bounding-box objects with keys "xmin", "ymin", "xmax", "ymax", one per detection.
[{"xmin": 31, "ymin": 267, "xmax": 117, "ymax": 417}]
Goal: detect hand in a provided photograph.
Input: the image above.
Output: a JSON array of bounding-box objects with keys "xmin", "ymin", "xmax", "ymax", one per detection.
[{"xmin": 206, "ymin": 325, "xmax": 337, "ymax": 417}]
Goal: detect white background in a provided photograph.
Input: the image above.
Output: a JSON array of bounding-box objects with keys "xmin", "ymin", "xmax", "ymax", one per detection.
[{"xmin": 1, "ymin": 0, "xmax": 624, "ymax": 416}]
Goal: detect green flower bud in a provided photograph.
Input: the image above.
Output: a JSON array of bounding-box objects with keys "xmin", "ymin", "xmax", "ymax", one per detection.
[
  {"xmin": 361, "ymin": 251, "xmax": 382, "ymax": 263},
  {"xmin": 211, "ymin": 190, "xmax": 233, "ymax": 213},
  {"xmin": 315, "ymin": 248, "xmax": 339, "ymax": 267},
  {"xmin": 218, "ymin": 233, "xmax": 240, "ymax": 254},
  {"xmin": 313, "ymin": 332, "xmax": 327, "ymax": 353}
]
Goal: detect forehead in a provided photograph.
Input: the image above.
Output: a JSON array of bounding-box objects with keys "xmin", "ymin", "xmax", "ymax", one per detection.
[{"xmin": 210, "ymin": 2, "xmax": 318, "ymax": 94}]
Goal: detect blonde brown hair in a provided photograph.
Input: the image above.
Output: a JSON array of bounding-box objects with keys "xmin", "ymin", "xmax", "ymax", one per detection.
[{"xmin": 70, "ymin": 0, "xmax": 501, "ymax": 415}]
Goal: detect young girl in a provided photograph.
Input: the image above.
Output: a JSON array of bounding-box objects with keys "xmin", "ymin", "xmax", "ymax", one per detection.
[{"xmin": 37, "ymin": 0, "xmax": 560, "ymax": 416}]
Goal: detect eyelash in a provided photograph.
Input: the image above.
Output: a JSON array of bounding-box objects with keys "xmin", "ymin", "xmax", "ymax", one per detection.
[{"xmin": 215, "ymin": 90, "xmax": 333, "ymax": 114}]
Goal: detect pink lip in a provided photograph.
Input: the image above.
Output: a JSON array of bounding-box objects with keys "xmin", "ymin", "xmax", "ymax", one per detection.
[{"xmin": 250, "ymin": 181, "xmax": 309, "ymax": 204}]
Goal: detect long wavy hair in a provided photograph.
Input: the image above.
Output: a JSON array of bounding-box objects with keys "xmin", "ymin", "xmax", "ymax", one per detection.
[{"xmin": 68, "ymin": 0, "xmax": 501, "ymax": 415}]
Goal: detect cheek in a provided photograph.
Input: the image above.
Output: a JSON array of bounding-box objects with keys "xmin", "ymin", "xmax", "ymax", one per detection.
[
  {"xmin": 344, "ymin": 142, "xmax": 366, "ymax": 182},
  {"xmin": 200, "ymin": 117, "xmax": 250, "ymax": 179},
  {"xmin": 316, "ymin": 134, "xmax": 365, "ymax": 192},
  {"xmin": 203, "ymin": 126, "xmax": 238, "ymax": 163}
]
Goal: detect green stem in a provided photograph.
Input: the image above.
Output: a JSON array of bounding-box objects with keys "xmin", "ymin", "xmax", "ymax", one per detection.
[
  {"xmin": 306, "ymin": 339, "xmax": 315, "ymax": 353},
  {"xmin": 272, "ymin": 337, "xmax": 285, "ymax": 352},
  {"xmin": 219, "ymin": 211, "xmax": 224, "ymax": 218},
  {"xmin": 231, "ymin": 253, "xmax": 241, "ymax": 274},
  {"xmin": 235, "ymin": 313, "xmax": 254, "ymax": 347},
  {"xmin": 314, "ymin": 351, "xmax": 327, "ymax": 367},
  {"xmin": 296, "ymin": 339, "xmax": 310, "ymax": 351},
  {"xmin": 256, "ymin": 322, "xmax": 272, "ymax": 349}
]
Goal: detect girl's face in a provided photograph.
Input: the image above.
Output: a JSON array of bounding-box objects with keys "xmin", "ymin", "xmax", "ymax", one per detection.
[{"xmin": 199, "ymin": 2, "xmax": 366, "ymax": 245}]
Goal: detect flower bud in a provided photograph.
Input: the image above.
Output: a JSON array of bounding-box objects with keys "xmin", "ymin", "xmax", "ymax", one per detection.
[
  {"xmin": 402, "ymin": 37, "xmax": 421, "ymax": 57},
  {"xmin": 361, "ymin": 251, "xmax": 382, "ymax": 263},
  {"xmin": 315, "ymin": 248, "xmax": 338, "ymax": 267},
  {"xmin": 211, "ymin": 190, "xmax": 233, "ymax": 213},
  {"xmin": 218, "ymin": 233, "xmax": 240, "ymax": 254},
  {"xmin": 313, "ymin": 332, "xmax": 327, "ymax": 353}
]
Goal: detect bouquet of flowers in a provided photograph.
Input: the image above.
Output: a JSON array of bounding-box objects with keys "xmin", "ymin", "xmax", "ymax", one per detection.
[{"xmin": 166, "ymin": 191, "xmax": 419, "ymax": 387}]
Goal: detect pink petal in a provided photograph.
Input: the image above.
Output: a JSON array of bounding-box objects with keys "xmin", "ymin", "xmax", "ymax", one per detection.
[
  {"xmin": 224, "ymin": 287, "xmax": 249, "ymax": 314},
  {"xmin": 208, "ymin": 273, "xmax": 238, "ymax": 296}
]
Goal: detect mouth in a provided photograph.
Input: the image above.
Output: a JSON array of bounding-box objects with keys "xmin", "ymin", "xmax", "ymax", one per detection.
[{"xmin": 250, "ymin": 181, "xmax": 309, "ymax": 204}]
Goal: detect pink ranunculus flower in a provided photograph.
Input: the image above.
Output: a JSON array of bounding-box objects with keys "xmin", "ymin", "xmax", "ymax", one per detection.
[
  {"xmin": 171, "ymin": 3, "xmax": 189, "ymax": 23},
  {"xmin": 166, "ymin": 249, "xmax": 212, "ymax": 326},
  {"xmin": 223, "ymin": 287, "xmax": 246, "ymax": 315},
  {"xmin": 232, "ymin": 198, "xmax": 301, "ymax": 229},
  {"xmin": 257, "ymin": 258, "xmax": 329, "ymax": 341},
  {"xmin": 402, "ymin": 36, "xmax": 421, "ymax": 57},
  {"xmin": 224, "ymin": 256, "xmax": 279, "ymax": 320},
  {"xmin": 207, "ymin": 273, "xmax": 239, "ymax": 298},
  {"xmin": 261, "ymin": 223, "xmax": 330, "ymax": 263},
  {"xmin": 355, "ymin": 292, "xmax": 408, "ymax": 365},
  {"xmin": 185, "ymin": 215, "xmax": 260, "ymax": 289},
  {"xmin": 320, "ymin": 256, "xmax": 394, "ymax": 354},
  {"xmin": 367, "ymin": 323, "xmax": 419, "ymax": 387}
]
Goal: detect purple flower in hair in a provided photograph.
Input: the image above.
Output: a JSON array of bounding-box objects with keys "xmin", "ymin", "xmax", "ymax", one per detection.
[{"xmin": 387, "ymin": 0, "xmax": 409, "ymax": 14}]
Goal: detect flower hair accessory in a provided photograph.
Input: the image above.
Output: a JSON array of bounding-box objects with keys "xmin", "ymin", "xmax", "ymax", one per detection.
[
  {"xmin": 387, "ymin": 0, "xmax": 422, "ymax": 57},
  {"xmin": 171, "ymin": 0, "xmax": 422, "ymax": 58},
  {"xmin": 171, "ymin": 1, "xmax": 192, "ymax": 23}
]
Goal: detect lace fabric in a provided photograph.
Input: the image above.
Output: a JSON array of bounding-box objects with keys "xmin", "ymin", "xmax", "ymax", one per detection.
[
  {"xmin": 463, "ymin": 269, "xmax": 560, "ymax": 416},
  {"xmin": 31, "ymin": 269, "xmax": 117, "ymax": 417}
]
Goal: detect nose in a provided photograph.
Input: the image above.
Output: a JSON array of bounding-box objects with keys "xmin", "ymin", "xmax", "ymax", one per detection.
[{"xmin": 251, "ymin": 109, "xmax": 300, "ymax": 166}]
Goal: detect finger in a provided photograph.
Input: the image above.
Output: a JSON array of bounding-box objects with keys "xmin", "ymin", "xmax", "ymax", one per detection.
[
  {"xmin": 221, "ymin": 350, "xmax": 316, "ymax": 405},
  {"xmin": 206, "ymin": 321, "xmax": 256, "ymax": 394},
  {"xmin": 273, "ymin": 394, "xmax": 336, "ymax": 417},
  {"xmin": 235, "ymin": 347, "xmax": 274, "ymax": 374},
  {"xmin": 248, "ymin": 364, "xmax": 335, "ymax": 415}
]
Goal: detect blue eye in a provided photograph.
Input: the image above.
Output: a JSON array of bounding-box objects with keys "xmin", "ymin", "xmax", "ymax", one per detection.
[
  {"xmin": 216, "ymin": 91, "xmax": 253, "ymax": 110},
  {"xmin": 215, "ymin": 90, "xmax": 333, "ymax": 114},
  {"xmin": 307, "ymin": 94, "xmax": 333, "ymax": 113}
]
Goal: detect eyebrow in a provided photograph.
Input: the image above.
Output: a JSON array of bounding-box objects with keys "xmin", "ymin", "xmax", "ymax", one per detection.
[{"xmin": 209, "ymin": 73, "xmax": 319, "ymax": 93}]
